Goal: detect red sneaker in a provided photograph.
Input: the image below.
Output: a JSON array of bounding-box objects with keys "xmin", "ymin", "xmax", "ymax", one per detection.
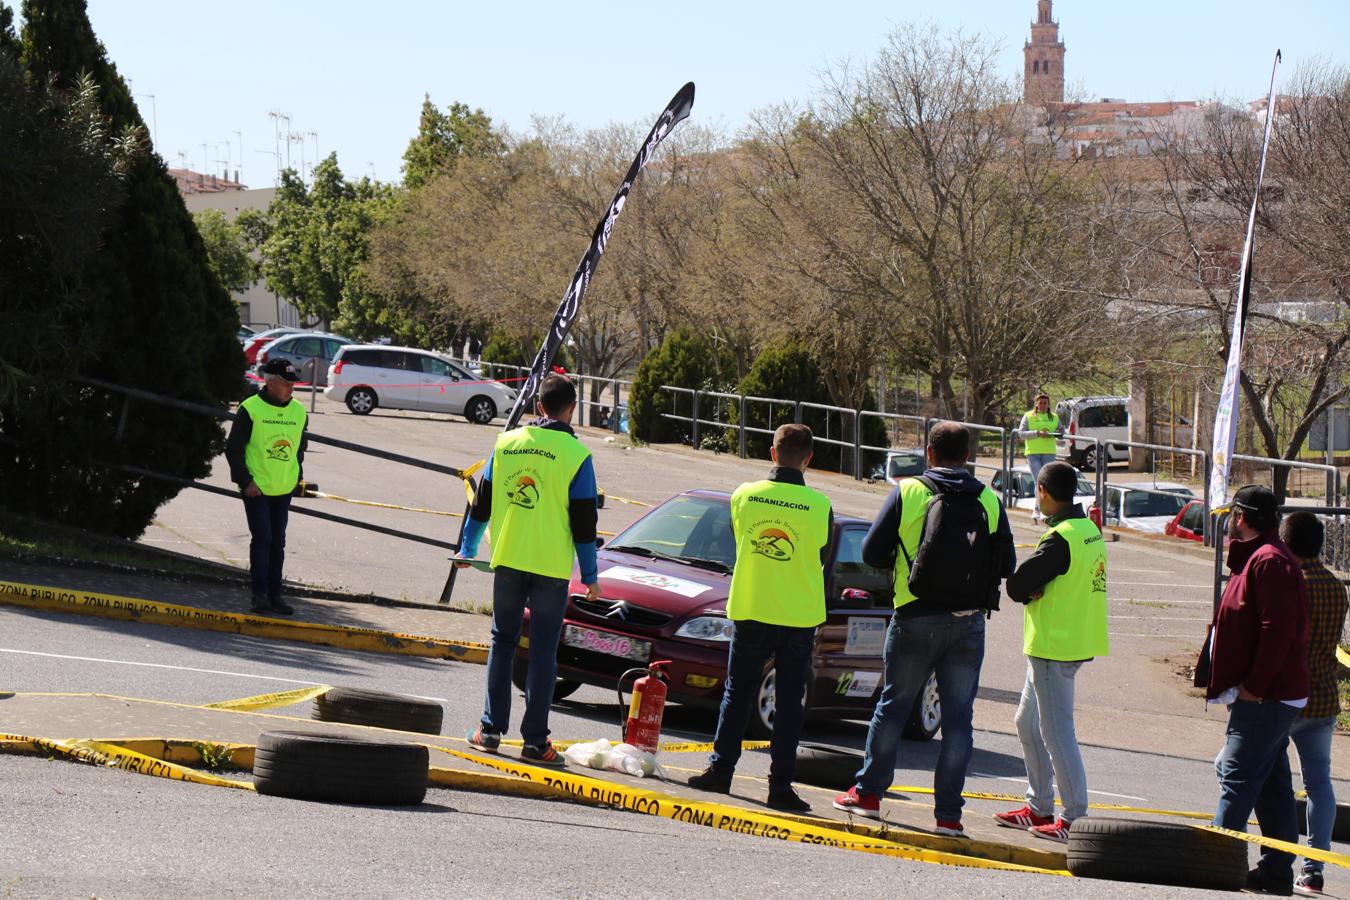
[
  {"xmin": 934, "ymin": 820, "xmax": 967, "ymax": 838},
  {"xmin": 1028, "ymin": 818, "xmax": 1072, "ymax": 843},
  {"xmin": 993, "ymin": 805, "xmax": 1053, "ymax": 830},
  {"xmin": 832, "ymin": 786, "xmax": 881, "ymax": 819}
]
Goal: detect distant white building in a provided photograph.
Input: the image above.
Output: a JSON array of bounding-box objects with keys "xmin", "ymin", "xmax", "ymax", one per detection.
[{"xmin": 180, "ymin": 180, "xmax": 302, "ymax": 330}]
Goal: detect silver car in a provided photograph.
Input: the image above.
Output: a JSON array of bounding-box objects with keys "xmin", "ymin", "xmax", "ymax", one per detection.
[
  {"xmin": 325, "ymin": 345, "xmax": 517, "ymax": 423},
  {"xmin": 257, "ymin": 332, "xmax": 353, "ymax": 387}
]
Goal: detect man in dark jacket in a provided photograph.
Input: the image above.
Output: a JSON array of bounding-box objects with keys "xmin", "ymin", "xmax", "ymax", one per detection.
[
  {"xmin": 833, "ymin": 422, "xmax": 1015, "ymax": 835},
  {"xmin": 1202, "ymin": 485, "xmax": 1309, "ymax": 895}
]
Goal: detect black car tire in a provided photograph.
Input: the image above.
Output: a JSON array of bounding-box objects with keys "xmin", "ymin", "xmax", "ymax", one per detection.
[
  {"xmin": 794, "ymin": 743, "xmax": 863, "ymax": 791},
  {"xmin": 510, "ymin": 656, "xmax": 582, "ymax": 702},
  {"xmin": 1066, "ymin": 817, "xmax": 1246, "ymax": 891},
  {"xmin": 901, "ymin": 670, "xmax": 941, "ymax": 741},
  {"xmin": 346, "ymin": 387, "xmax": 378, "ymax": 415},
  {"xmin": 746, "ymin": 665, "xmax": 810, "ymax": 741},
  {"xmin": 1295, "ymin": 796, "xmax": 1350, "ymax": 842},
  {"xmin": 465, "ymin": 395, "xmax": 496, "ymax": 425},
  {"xmin": 253, "ymin": 730, "xmax": 428, "ymax": 805},
  {"xmin": 311, "ymin": 687, "xmax": 444, "ymax": 735},
  {"xmin": 1080, "ymin": 446, "xmax": 1099, "ymax": 472}
]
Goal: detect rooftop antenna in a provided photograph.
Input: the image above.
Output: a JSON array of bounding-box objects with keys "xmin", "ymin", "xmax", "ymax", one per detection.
[{"xmin": 234, "ymin": 130, "xmax": 244, "ymax": 184}]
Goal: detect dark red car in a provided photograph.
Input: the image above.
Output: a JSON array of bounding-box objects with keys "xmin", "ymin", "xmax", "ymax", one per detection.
[
  {"xmin": 1164, "ymin": 499, "xmax": 1206, "ymax": 542},
  {"xmin": 242, "ymin": 327, "xmax": 305, "ymax": 365},
  {"xmin": 515, "ymin": 489, "xmax": 941, "ymax": 740}
]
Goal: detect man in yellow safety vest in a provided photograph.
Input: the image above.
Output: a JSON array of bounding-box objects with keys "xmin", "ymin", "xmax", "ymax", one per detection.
[
  {"xmin": 225, "ymin": 357, "xmax": 308, "ymax": 615},
  {"xmin": 456, "ymin": 374, "xmax": 600, "ymax": 768}
]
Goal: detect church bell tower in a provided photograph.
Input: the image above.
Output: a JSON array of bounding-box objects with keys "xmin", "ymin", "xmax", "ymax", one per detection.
[{"xmin": 1024, "ymin": 0, "xmax": 1066, "ymax": 105}]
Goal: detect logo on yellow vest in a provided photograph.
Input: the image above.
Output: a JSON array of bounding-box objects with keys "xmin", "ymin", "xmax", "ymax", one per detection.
[
  {"xmin": 751, "ymin": 527, "xmax": 795, "ymax": 562},
  {"xmin": 1092, "ymin": 558, "xmax": 1107, "ymax": 593},
  {"xmin": 507, "ymin": 474, "xmax": 541, "ymax": 510},
  {"xmin": 265, "ymin": 438, "xmax": 293, "ymax": 462}
]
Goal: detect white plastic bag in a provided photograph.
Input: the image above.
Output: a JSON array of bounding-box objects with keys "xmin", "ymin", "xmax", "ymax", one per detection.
[
  {"xmin": 562, "ymin": 738, "xmax": 612, "ymax": 769},
  {"xmin": 608, "ymin": 742, "xmax": 657, "ymax": 778}
]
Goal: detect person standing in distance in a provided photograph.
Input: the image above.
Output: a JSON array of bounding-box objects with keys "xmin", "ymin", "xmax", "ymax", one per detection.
[
  {"xmin": 995, "ymin": 460, "xmax": 1109, "ymax": 843},
  {"xmin": 1200, "ymin": 485, "xmax": 1308, "ymax": 896},
  {"xmin": 833, "ymin": 421, "xmax": 1015, "ymax": 836},
  {"xmin": 1017, "ymin": 393, "xmax": 1059, "ymax": 524},
  {"xmin": 687, "ymin": 424, "xmax": 833, "ymax": 813},
  {"xmin": 456, "ymin": 374, "xmax": 600, "ymax": 768},
  {"xmin": 225, "ymin": 358, "xmax": 308, "ymax": 615},
  {"xmin": 1278, "ymin": 512, "xmax": 1346, "ymax": 897}
]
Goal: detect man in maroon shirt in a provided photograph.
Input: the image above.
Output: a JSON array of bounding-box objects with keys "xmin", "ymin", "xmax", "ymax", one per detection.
[{"xmin": 1199, "ymin": 485, "xmax": 1309, "ymax": 895}]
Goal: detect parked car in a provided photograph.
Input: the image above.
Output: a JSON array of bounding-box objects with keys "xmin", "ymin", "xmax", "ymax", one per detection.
[
  {"xmin": 237, "ymin": 325, "xmax": 258, "ymax": 342},
  {"xmin": 870, "ymin": 448, "xmax": 927, "ymax": 485},
  {"xmin": 257, "ymin": 332, "xmax": 353, "ymax": 387},
  {"xmin": 242, "ymin": 327, "xmax": 306, "ymax": 365},
  {"xmin": 991, "ymin": 465, "xmax": 1098, "ymax": 513},
  {"xmin": 1165, "ymin": 499, "xmax": 1211, "ymax": 543},
  {"xmin": 1054, "ymin": 396, "xmax": 1194, "ymax": 472},
  {"xmin": 325, "ymin": 345, "xmax": 517, "ymax": 423},
  {"xmin": 513, "ymin": 489, "xmax": 942, "ymax": 740},
  {"xmin": 1097, "ymin": 482, "xmax": 1194, "ymax": 533}
]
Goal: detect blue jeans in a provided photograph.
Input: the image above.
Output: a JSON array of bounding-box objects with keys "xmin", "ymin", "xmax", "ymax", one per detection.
[
  {"xmin": 854, "ymin": 611, "xmax": 986, "ymax": 822},
  {"xmin": 1214, "ymin": 699, "xmax": 1302, "ymax": 884},
  {"xmin": 242, "ymin": 493, "xmax": 291, "ymax": 599},
  {"xmin": 1290, "ymin": 714, "xmax": 1337, "ymax": 875},
  {"xmin": 708, "ymin": 620, "xmax": 815, "ymax": 788},
  {"xmin": 479, "ymin": 566, "xmax": 569, "ymax": 747},
  {"xmin": 1027, "ymin": 453, "xmax": 1056, "ymax": 482},
  {"xmin": 1016, "ymin": 657, "xmax": 1088, "ymax": 821}
]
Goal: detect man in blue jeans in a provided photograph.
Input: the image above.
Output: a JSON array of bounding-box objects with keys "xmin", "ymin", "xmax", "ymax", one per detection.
[
  {"xmin": 833, "ymin": 422, "xmax": 1015, "ymax": 836},
  {"xmin": 1280, "ymin": 511, "xmax": 1347, "ymax": 896},
  {"xmin": 1200, "ymin": 485, "xmax": 1309, "ymax": 895},
  {"xmin": 455, "ymin": 375, "xmax": 600, "ymax": 767},
  {"xmin": 688, "ymin": 424, "xmax": 833, "ymax": 813}
]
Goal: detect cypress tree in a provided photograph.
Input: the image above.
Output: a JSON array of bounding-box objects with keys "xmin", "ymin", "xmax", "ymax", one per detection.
[{"xmin": 1, "ymin": 0, "xmax": 243, "ymax": 537}]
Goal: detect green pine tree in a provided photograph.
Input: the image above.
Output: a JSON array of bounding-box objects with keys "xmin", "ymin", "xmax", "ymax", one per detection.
[{"xmin": 2, "ymin": 0, "xmax": 243, "ymax": 538}]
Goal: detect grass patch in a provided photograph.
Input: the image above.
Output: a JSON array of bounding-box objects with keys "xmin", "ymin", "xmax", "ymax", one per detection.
[{"xmin": 1338, "ymin": 676, "xmax": 1350, "ymax": 732}]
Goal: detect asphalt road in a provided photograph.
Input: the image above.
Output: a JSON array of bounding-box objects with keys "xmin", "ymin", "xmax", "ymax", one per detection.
[{"xmin": 3, "ymin": 604, "xmax": 1346, "ymax": 898}]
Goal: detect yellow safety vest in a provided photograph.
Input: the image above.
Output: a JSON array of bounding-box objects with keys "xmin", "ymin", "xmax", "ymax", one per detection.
[
  {"xmin": 726, "ymin": 479, "xmax": 831, "ymax": 628},
  {"xmin": 488, "ymin": 426, "xmax": 592, "ymax": 580},
  {"xmin": 239, "ymin": 393, "xmax": 306, "ymax": 496},
  {"xmin": 1023, "ymin": 516, "xmax": 1110, "ymax": 660},
  {"xmin": 893, "ymin": 478, "xmax": 1003, "ymax": 609},
  {"xmin": 1024, "ymin": 410, "xmax": 1059, "ymax": 456}
]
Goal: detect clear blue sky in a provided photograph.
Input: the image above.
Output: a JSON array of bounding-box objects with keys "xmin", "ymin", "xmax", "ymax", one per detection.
[{"xmin": 61, "ymin": 1, "xmax": 1350, "ymax": 187}]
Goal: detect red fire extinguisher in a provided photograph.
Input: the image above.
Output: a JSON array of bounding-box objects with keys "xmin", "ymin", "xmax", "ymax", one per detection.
[
  {"xmin": 1089, "ymin": 504, "xmax": 1104, "ymax": 529},
  {"xmin": 618, "ymin": 661, "xmax": 671, "ymax": 754}
]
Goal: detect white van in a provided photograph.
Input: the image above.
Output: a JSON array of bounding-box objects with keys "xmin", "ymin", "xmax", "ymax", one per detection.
[
  {"xmin": 325, "ymin": 345, "xmax": 517, "ymax": 423},
  {"xmin": 1054, "ymin": 396, "xmax": 1129, "ymax": 471}
]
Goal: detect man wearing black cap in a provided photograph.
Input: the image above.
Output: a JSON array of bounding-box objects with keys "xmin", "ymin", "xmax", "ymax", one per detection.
[
  {"xmin": 226, "ymin": 358, "xmax": 309, "ymax": 614},
  {"xmin": 1199, "ymin": 484, "xmax": 1309, "ymax": 895}
]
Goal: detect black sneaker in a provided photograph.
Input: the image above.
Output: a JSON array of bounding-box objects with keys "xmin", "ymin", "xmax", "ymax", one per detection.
[
  {"xmin": 766, "ymin": 787, "xmax": 812, "ymax": 814},
  {"xmin": 520, "ymin": 741, "xmax": 566, "ymax": 768},
  {"xmin": 269, "ymin": 596, "xmax": 294, "ymax": 615},
  {"xmin": 687, "ymin": 767, "xmax": 733, "ymax": 793},
  {"xmin": 249, "ymin": 594, "xmax": 270, "ymax": 613},
  {"xmin": 1247, "ymin": 867, "xmax": 1294, "ymax": 897},
  {"xmin": 1294, "ymin": 870, "xmax": 1324, "ymax": 896}
]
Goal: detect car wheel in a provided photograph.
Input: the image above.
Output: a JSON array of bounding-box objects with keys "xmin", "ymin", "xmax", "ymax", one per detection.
[
  {"xmin": 464, "ymin": 395, "xmax": 496, "ymax": 425},
  {"xmin": 746, "ymin": 665, "xmax": 809, "ymax": 740},
  {"xmin": 902, "ymin": 670, "xmax": 941, "ymax": 741},
  {"xmin": 345, "ymin": 387, "xmax": 378, "ymax": 416},
  {"xmin": 1080, "ymin": 446, "xmax": 1098, "ymax": 472},
  {"xmin": 510, "ymin": 655, "xmax": 581, "ymax": 701}
]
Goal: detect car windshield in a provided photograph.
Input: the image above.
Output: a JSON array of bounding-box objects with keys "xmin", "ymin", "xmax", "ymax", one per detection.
[
  {"xmin": 1123, "ymin": 490, "xmax": 1188, "ymax": 518},
  {"xmin": 888, "ymin": 453, "xmax": 925, "ymax": 478},
  {"xmin": 1076, "ymin": 476, "xmax": 1095, "ymax": 496},
  {"xmin": 607, "ymin": 495, "xmax": 736, "ymax": 571}
]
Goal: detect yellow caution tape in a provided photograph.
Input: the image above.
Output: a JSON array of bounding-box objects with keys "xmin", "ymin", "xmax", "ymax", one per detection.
[
  {"xmin": 0, "ymin": 580, "xmax": 489, "ymax": 664},
  {"xmin": 604, "ymin": 493, "xmax": 652, "ymax": 508},
  {"xmin": 1336, "ymin": 645, "xmax": 1350, "ymax": 668},
  {"xmin": 462, "ymin": 459, "xmax": 485, "ymax": 506},
  {"xmin": 306, "ymin": 491, "xmax": 462, "ymax": 518},
  {"xmin": 0, "ymin": 733, "xmax": 254, "ymax": 791},
  {"xmin": 493, "ymin": 738, "xmax": 769, "ymax": 754},
  {"xmin": 886, "ymin": 782, "xmax": 1239, "ymax": 823},
  {"xmin": 202, "ymin": 685, "xmax": 332, "ymax": 711},
  {"xmin": 428, "ymin": 744, "xmax": 1064, "ymax": 875},
  {"xmin": 1201, "ymin": 824, "xmax": 1350, "ymax": 870}
]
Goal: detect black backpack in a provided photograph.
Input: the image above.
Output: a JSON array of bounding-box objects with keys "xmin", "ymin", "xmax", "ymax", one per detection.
[{"xmin": 899, "ymin": 476, "xmax": 1001, "ymax": 612}]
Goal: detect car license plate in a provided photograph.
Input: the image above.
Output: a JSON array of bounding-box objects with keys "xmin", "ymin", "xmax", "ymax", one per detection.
[{"xmin": 562, "ymin": 624, "xmax": 651, "ymax": 662}]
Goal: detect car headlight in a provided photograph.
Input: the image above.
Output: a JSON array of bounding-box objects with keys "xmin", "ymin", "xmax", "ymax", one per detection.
[{"xmin": 674, "ymin": 616, "xmax": 735, "ymax": 642}]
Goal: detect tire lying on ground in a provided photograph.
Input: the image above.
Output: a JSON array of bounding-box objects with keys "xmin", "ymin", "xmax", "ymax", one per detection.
[
  {"xmin": 253, "ymin": 730, "xmax": 428, "ymax": 805},
  {"xmin": 1067, "ymin": 817, "xmax": 1247, "ymax": 891},
  {"xmin": 1295, "ymin": 797, "xmax": 1350, "ymax": 842},
  {"xmin": 312, "ymin": 686, "xmax": 444, "ymax": 735},
  {"xmin": 794, "ymin": 743, "xmax": 863, "ymax": 792}
]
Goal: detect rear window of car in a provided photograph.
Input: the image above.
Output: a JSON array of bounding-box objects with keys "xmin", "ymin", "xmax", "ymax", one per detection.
[
  {"xmin": 289, "ymin": 337, "xmax": 322, "ymax": 356},
  {"xmin": 1079, "ymin": 405, "xmax": 1127, "ymax": 428},
  {"xmin": 1180, "ymin": 502, "xmax": 1205, "ymax": 531},
  {"xmin": 341, "ymin": 349, "xmax": 415, "ymax": 370}
]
